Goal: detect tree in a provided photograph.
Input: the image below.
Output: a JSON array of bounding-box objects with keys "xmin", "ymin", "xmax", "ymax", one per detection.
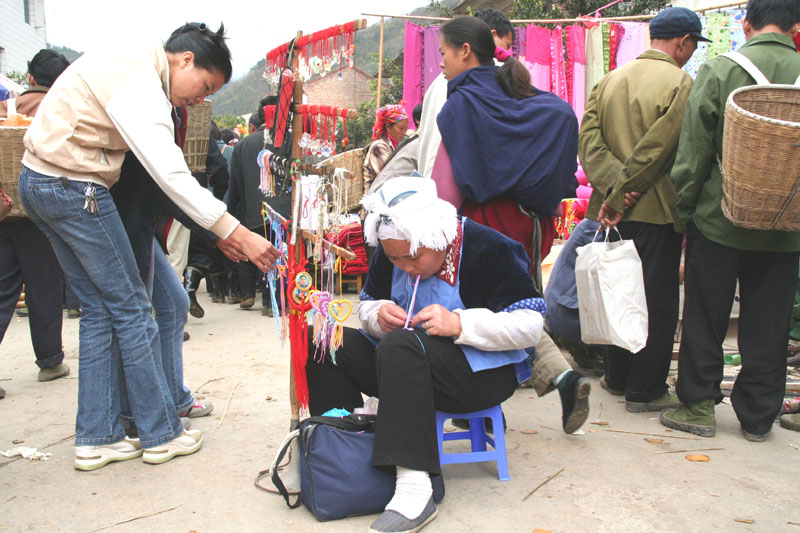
[
  {"xmin": 5, "ymin": 70, "xmax": 28, "ymax": 89},
  {"xmin": 511, "ymin": 0, "xmax": 668, "ymax": 20}
]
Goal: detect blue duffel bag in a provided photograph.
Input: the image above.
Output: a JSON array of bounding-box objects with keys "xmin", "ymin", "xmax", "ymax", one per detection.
[{"xmin": 271, "ymin": 414, "xmax": 444, "ymax": 521}]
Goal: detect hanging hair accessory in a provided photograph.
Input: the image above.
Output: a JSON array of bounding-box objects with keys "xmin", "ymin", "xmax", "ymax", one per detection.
[{"xmin": 494, "ymin": 46, "xmax": 512, "ymax": 62}]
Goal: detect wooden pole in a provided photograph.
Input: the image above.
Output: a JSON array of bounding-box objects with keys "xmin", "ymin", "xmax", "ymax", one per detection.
[
  {"xmin": 289, "ymin": 30, "xmax": 303, "ymax": 430},
  {"xmin": 376, "ymin": 16, "xmax": 385, "ymax": 108}
]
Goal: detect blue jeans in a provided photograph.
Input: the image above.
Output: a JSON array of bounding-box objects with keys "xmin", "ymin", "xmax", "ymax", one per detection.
[
  {"xmin": 152, "ymin": 241, "xmax": 194, "ymax": 412},
  {"xmin": 19, "ymin": 166, "xmax": 183, "ymax": 448},
  {"xmin": 119, "ymin": 240, "xmax": 194, "ymax": 424}
]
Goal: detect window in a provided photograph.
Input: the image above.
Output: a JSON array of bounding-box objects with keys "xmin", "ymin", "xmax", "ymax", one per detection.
[{"xmin": 24, "ymin": 0, "xmax": 31, "ymax": 24}]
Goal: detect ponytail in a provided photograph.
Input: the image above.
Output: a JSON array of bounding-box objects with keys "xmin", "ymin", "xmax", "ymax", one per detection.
[
  {"xmin": 496, "ymin": 57, "xmax": 534, "ymax": 100},
  {"xmin": 441, "ymin": 17, "xmax": 534, "ymax": 101}
]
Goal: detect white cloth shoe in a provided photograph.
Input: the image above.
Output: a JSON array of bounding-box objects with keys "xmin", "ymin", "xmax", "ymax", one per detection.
[
  {"xmin": 142, "ymin": 429, "xmax": 203, "ymax": 465},
  {"xmin": 74, "ymin": 436, "xmax": 142, "ymax": 471}
]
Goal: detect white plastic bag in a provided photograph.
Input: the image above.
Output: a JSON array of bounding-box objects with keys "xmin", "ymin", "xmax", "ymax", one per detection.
[{"xmin": 575, "ymin": 227, "xmax": 648, "ymax": 353}]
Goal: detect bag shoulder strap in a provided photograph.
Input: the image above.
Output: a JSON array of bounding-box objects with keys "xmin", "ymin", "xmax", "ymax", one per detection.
[
  {"xmin": 720, "ymin": 51, "xmax": 771, "ymax": 86},
  {"xmin": 264, "ymin": 428, "xmax": 302, "ymax": 509},
  {"xmin": 6, "ymin": 97, "xmax": 16, "ymax": 116}
]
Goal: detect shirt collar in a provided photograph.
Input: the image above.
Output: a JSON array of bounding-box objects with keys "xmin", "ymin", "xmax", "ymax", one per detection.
[
  {"xmin": 637, "ymin": 49, "xmax": 679, "ymax": 67},
  {"xmin": 434, "ymin": 221, "xmax": 463, "ymax": 286},
  {"xmin": 741, "ymin": 32, "xmax": 798, "ymax": 51}
]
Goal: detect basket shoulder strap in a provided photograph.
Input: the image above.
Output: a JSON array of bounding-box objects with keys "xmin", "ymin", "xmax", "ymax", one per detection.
[
  {"xmin": 6, "ymin": 98, "xmax": 16, "ymax": 116},
  {"xmin": 720, "ymin": 52, "xmax": 771, "ymax": 86}
]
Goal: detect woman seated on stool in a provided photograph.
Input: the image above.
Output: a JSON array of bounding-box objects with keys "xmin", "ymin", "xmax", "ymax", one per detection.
[{"xmin": 306, "ymin": 176, "xmax": 545, "ymax": 533}]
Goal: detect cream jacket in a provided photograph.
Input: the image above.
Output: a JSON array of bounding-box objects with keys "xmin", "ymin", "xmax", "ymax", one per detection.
[{"xmin": 22, "ymin": 41, "xmax": 238, "ymax": 238}]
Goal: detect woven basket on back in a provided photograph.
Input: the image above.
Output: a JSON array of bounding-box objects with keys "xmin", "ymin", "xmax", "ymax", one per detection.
[
  {"xmin": 183, "ymin": 100, "xmax": 212, "ymax": 173},
  {"xmin": 721, "ymin": 84, "xmax": 800, "ymax": 231},
  {"xmin": 0, "ymin": 127, "xmax": 28, "ymax": 218},
  {"xmin": 319, "ymin": 147, "xmax": 366, "ymax": 212}
]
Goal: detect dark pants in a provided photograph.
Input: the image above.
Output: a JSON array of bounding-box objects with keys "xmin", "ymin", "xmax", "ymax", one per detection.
[
  {"xmin": 238, "ymin": 260, "xmax": 261, "ymax": 300},
  {"xmin": 676, "ymin": 224, "xmax": 798, "ymax": 435},
  {"xmin": 306, "ymin": 327, "xmax": 518, "ymax": 474},
  {"xmin": 603, "ymin": 221, "xmax": 682, "ymax": 403},
  {"xmin": 187, "ymin": 232, "xmax": 212, "ymax": 272},
  {"xmin": 0, "ymin": 219, "xmax": 65, "ymax": 368}
]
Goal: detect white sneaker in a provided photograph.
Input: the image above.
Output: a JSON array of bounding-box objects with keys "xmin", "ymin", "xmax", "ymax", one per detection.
[
  {"xmin": 74, "ymin": 437, "xmax": 142, "ymax": 471},
  {"xmin": 142, "ymin": 429, "xmax": 203, "ymax": 465}
]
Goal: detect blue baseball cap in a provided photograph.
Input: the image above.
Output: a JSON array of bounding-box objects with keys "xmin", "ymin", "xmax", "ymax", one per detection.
[{"xmin": 650, "ymin": 7, "xmax": 711, "ymax": 42}]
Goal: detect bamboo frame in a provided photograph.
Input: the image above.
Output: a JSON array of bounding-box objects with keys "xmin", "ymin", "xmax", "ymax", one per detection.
[
  {"xmin": 363, "ymin": 0, "xmax": 748, "ymax": 109},
  {"xmin": 362, "ymin": 1, "xmax": 748, "ymax": 24},
  {"xmin": 274, "ymin": 20, "xmax": 368, "ymax": 429},
  {"xmin": 377, "ymin": 17, "xmax": 385, "ymax": 107},
  {"xmin": 261, "ymin": 202, "xmax": 357, "ymax": 262}
]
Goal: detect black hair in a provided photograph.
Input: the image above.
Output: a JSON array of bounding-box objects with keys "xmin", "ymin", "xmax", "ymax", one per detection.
[
  {"xmin": 253, "ymin": 95, "xmax": 278, "ymax": 127},
  {"xmin": 473, "ymin": 9, "xmax": 514, "ymax": 41},
  {"xmin": 440, "ymin": 17, "xmax": 533, "ymax": 100},
  {"xmin": 220, "ymin": 128, "xmax": 236, "ymax": 144},
  {"xmin": 412, "ymin": 103, "xmax": 423, "ymax": 128},
  {"xmin": 165, "ymin": 22, "xmax": 232, "ymax": 83},
  {"xmin": 27, "ymin": 49, "xmax": 70, "ymax": 87},
  {"xmin": 746, "ymin": 0, "xmax": 800, "ymax": 32}
]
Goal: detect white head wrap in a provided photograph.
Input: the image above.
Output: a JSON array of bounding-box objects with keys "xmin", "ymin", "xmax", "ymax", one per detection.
[{"xmin": 361, "ymin": 177, "xmax": 458, "ymax": 255}]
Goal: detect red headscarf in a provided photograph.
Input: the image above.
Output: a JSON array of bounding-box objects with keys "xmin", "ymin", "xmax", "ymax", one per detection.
[{"xmin": 371, "ymin": 103, "xmax": 407, "ymax": 141}]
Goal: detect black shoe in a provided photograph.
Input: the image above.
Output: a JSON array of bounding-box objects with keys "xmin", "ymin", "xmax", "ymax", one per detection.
[
  {"xmin": 451, "ymin": 412, "xmax": 507, "ymax": 434},
  {"xmin": 183, "ymin": 331, "xmax": 190, "ymax": 342},
  {"xmin": 558, "ymin": 370, "xmax": 591, "ymax": 434},
  {"xmin": 208, "ymin": 272, "xmax": 226, "ymax": 303},
  {"xmin": 183, "ymin": 267, "xmax": 205, "ymax": 318},
  {"xmin": 0, "ymin": 384, "xmax": 5, "ymax": 399},
  {"xmin": 227, "ymin": 272, "xmax": 243, "ymax": 304}
]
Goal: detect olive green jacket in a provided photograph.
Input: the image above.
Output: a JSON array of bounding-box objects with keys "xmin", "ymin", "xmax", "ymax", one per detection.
[
  {"xmin": 672, "ymin": 33, "xmax": 800, "ymax": 251},
  {"xmin": 579, "ymin": 49, "xmax": 693, "ymax": 225}
]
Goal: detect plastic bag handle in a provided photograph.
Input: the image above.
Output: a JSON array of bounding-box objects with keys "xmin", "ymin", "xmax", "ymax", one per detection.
[{"xmin": 590, "ymin": 226, "xmax": 623, "ymax": 243}]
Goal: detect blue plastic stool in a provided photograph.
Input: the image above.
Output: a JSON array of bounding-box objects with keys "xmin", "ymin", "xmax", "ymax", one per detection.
[{"xmin": 435, "ymin": 405, "xmax": 510, "ymax": 481}]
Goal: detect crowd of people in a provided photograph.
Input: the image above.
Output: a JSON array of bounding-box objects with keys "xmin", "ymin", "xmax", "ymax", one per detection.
[{"xmin": 1, "ymin": 1, "xmax": 799, "ymax": 531}]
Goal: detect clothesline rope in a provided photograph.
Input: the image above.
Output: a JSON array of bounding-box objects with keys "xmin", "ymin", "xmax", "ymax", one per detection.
[{"xmin": 362, "ymin": 2, "xmax": 748, "ymax": 25}]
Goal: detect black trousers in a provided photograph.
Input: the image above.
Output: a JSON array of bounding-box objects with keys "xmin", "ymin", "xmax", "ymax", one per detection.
[
  {"xmin": 603, "ymin": 221, "xmax": 683, "ymax": 402},
  {"xmin": 306, "ymin": 327, "xmax": 518, "ymax": 474},
  {"xmin": 0, "ymin": 219, "xmax": 65, "ymax": 368},
  {"xmin": 677, "ymin": 224, "xmax": 798, "ymax": 435}
]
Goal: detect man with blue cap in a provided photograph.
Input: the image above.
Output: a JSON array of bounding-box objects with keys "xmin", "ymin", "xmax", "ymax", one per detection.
[{"xmin": 578, "ymin": 6, "xmax": 707, "ymax": 413}]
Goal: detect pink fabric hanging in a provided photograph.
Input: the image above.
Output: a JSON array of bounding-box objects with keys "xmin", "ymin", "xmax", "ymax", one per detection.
[
  {"xmin": 616, "ymin": 22, "xmax": 649, "ymax": 67},
  {"xmin": 422, "ymin": 25, "xmax": 442, "ymax": 93},
  {"xmin": 403, "ymin": 22, "xmax": 425, "ymax": 118},
  {"xmin": 565, "ymin": 25, "xmax": 587, "ymax": 124},
  {"xmin": 550, "ymin": 25, "xmax": 568, "ymax": 102},
  {"xmin": 608, "ymin": 23, "xmax": 622, "ymax": 71},
  {"xmin": 525, "ymin": 25, "xmax": 552, "ymax": 91}
]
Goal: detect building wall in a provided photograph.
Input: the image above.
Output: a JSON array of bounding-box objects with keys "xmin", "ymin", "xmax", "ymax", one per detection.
[
  {"xmin": 0, "ymin": 0, "xmax": 47, "ymax": 74},
  {"xmin": 303, "ymin": 68, "xmax": 374, "ymax": 109}
]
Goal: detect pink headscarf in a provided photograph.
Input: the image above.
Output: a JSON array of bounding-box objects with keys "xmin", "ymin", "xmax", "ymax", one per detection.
[{"xmin": 371, "ymin": 103, "xmax": 408, "ymax": 141}]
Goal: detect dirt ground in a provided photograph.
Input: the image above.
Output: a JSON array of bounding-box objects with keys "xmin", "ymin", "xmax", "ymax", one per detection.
[{"xmin": 2, "ymin": 287, "xmax": 800, "ymax": 533}]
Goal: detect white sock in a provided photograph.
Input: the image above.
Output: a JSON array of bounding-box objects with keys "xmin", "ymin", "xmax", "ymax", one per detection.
[
  {"xmin": 384, "ymin": 466, "xmax": 432, "ymax": 519},
  {"xmin": 553, "ymin": 369, "xmax": 571, "ymax": 387}
]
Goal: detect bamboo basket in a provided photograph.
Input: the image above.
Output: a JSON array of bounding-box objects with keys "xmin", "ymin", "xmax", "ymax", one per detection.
[
  {"xmin": 319, "ymin": 147, "xmax": 366, "ymax": 212},
  {"xmin": 721, "ymin": 84, "xmax": 800, "ymax": 231},
  {"xmin": 183, "ymin": 100, "xmax": 212, "ymax": 173},
  {"xmin": 0, "ymin": 126, "xmax": 28, "ymax": 218}
]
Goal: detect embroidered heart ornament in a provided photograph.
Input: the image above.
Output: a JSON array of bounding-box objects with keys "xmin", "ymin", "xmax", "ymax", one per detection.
[{"xmin": 329, "ymin": 300, "xmax": 352, "ymax": 322}]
